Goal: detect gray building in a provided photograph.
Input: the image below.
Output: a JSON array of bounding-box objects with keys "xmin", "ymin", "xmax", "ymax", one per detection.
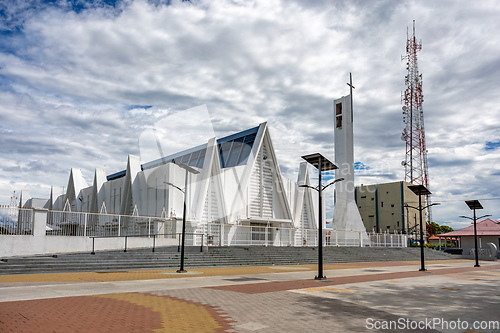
[{"xmin": 355, "ymin": 181, "xmax": 421, "ymax": 234}]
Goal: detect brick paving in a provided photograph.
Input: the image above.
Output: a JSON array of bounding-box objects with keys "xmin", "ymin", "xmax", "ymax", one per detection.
[
  {"xmin": 0, "ymin": 260, "xmax": 499, "ymax": 332},
  {"xmin": 208, "ymin": 263, "xmax": 500, "ymax": 294},
  {"xmin": 0, "ymin": 292, "xmax": 235, "ymax": 332}
]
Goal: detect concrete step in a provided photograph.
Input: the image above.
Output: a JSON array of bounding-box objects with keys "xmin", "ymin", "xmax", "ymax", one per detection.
[{"xmin": 0, "ymin": 246, "xmax": 456, "ymax": 275}]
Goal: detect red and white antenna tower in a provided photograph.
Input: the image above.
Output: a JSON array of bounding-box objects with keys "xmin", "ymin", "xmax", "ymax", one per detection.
[{"xmin": 401, "ymin": 20, "xmax": 432, "ymax": 222}]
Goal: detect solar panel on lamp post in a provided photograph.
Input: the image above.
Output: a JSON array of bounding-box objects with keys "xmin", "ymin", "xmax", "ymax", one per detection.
[
  {"xmin": 460, "ymin": 200, "xmax": 491, "ymax": 268},
  {"xmin": 164, "ymin": 160, "xmax": 200, "ymax": 273},
  {"xmin": 299, "ymin": 153, "xmax": 340, "ymax": 280}
]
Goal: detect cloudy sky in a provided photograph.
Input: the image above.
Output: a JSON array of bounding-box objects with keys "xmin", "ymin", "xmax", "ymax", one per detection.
[{"xmin": 1, "ymin": 0, "xmax": 499, "ymax": 230}]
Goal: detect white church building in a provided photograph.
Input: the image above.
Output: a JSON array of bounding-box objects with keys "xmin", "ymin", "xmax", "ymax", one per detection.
[
  {"xmin": 9, "ymin": 110, "xmax": 405, "ymax": 254},
  {"xmin": 19, "ymin": 122, "xmax": 336, "ymax": 247}
]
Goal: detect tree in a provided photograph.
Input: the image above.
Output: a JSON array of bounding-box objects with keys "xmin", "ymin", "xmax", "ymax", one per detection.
[{"xmin": 427, "ymin": 221, "xmax": 453, "ymax": 235}]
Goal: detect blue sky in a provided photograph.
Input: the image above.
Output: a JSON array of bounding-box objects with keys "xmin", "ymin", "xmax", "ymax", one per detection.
[{"xmin": 1, "ymin": 0, "xmax": 499, "ymax": 230}]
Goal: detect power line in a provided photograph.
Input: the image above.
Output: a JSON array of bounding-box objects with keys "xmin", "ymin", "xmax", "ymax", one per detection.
[{"xmin": 432, "ymin": 197, "xmax": 500, "ymax": 203}]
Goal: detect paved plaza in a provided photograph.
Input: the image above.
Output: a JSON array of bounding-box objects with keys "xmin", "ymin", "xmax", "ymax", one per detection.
[{"xmin": 0, "ymin": 259, "xmax": 499, "ymax": 332}]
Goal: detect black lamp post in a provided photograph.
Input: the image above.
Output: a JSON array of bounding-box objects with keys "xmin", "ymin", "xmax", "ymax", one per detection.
[
  {"xmin": 165, "ymin": 160, "xmax": 200, "ymax": 273},
  {"xmin": 406, "ymin": 185, "xmax": 439, "ymax": 272},
  {"xmin": 299, "ymin": 153, "xmax": 342, "ymax": 280},
  {"xmin": 460, "ymin": 200, "xmax": 491, "ymax": 268}
]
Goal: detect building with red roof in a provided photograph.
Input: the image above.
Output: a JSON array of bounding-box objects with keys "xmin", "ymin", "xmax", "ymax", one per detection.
[{"xmin": 438, "ymin": 218, "xmax": 500, "ymax": 250}]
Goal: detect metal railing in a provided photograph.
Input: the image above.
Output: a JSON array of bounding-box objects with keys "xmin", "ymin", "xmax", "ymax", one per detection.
[
  {"xmin": 90, "ymin": 232, "xmax": 204, "ymax": 254},
  {"xmin": 46, "ymin": 210, "xmax": 176, "ymax": 237},
  {"xmin": 368, "ymin": 232, "xmax": 407, "ymax": 247},
  {"xmin": 0, "ymin": 207, "xmax": 34, "ymax": 235},
  {"xmin": 199, "ymin": 223, "xmax": 406, "ymax": 248},
  {"xmin": 1, "ymin": 207, "xmax": 407, "ymax": 248}
]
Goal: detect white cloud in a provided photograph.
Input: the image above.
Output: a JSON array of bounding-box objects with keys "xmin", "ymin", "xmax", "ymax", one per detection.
[{"xmin": 1, "ymin": 0, "xmax": 500, "ymax": 227}]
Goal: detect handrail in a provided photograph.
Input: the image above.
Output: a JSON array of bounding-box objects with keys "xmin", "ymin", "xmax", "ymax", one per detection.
[{"xmin": 90, "ymin": 232, "xmax": 205, "ymax": 254}]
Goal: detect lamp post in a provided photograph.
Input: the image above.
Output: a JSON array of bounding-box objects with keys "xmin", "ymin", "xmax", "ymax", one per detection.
[
  {"xmin": 299, "ymin": 153, "xmax": 341, "ymax": 280},
  {"xmin": 406, "ymin": 185, "xmax": 439, "ymax": 272},
  {"xmin": 460, "ymin": 200, "xmax": 491, "ymax": 268},
  {"xmin": 165, "ymin": 160, "xmax": 200, "ymax": 273}
]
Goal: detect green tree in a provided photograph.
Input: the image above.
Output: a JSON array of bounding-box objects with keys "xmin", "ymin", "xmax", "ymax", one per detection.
[{"xmin": 427, "ymin": 221, "xmax": 453, "ymax": 235}]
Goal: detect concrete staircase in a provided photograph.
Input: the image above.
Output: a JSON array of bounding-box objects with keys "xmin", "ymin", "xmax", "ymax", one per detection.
[{"xmin": 0, "ymin": 246, "xmax": 455, "ymax": 275}]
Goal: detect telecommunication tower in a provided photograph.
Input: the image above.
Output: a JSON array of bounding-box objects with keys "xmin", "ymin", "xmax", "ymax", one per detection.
[{"xmin": 401, "ymin": 20, "xmax": 432, "ymax": 222}]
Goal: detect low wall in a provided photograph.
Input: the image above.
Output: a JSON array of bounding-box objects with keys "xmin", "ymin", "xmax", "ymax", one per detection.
[
  {"xmin": 0, "ymin": 209, "xmax": 178, "ymax": 257},
  {"xmin": 461, "ymin": 243, "xmax": 498, "ymax": 261},
  {"xmin": 0, "ymin": 234, "xmax": 178, "ymax": 257}
]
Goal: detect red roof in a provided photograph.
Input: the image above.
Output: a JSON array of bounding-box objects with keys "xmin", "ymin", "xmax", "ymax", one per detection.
[
  {"xmin": 439, "ymin": 218, "xmax": 500, "ymax": 237},
  {"xmin": 428, "ymin": 235, "xmax": 458, "ymax": 240}
]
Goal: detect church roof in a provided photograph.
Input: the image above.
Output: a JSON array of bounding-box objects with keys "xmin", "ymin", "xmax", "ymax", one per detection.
[{"xmin": 107, "ymin": 125, "xmax": 260, "ymax": 181}]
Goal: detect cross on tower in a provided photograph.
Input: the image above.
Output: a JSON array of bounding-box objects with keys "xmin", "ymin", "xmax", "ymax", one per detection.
[{"xmin": 346, "ymin": 72, "xmax": 355, "ymax": 121}]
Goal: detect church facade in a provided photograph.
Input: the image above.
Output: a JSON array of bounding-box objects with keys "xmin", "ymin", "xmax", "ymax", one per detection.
[{"xmin": 21, "ymin": 122, "xmax": 324, "ymax": 245}]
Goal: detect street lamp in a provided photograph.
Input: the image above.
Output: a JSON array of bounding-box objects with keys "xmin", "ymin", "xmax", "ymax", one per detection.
[
  {"xmin": 460, "ymin": 200, "xmax": 491, "ymax": 268},
  {"xmin": 405, "ymin": 185, "xmax": 439, "ymax": 272},
  {"xmin": 164, "ymin": 160, "xmax": 200, "ymax": 273},
  {"xmin": 299, "ymin": 153, "xmax": 341, "ymax": 280}
]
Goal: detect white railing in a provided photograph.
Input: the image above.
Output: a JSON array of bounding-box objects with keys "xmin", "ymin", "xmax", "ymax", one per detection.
[
  {"xmin": 0, "ymin": 207, "xmax": 34, "ymax": 235},
  {"xmin": 368, "ymin": 233, "xmax": 407, "ymax": 247},
  {"xmin": 195, "ymin": 224, "xmax": 406, "ymax": 248},
  {"xmin": 46, "ymin": 210, "xmax": 176, "ymax": 237},
  {"xmin": 1, "ymin": 207, "xmax": 406, "ymax": 248}
]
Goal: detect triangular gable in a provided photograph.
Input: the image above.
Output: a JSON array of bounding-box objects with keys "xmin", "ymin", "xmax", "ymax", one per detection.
[
  {"xmin": 19, "ymin": 190, "xmax": 31, "ymax": 208},
  {"xmin": 294, "ymin": 162, "xmax": 317, "ymax": 229},
  {"xmin": 49, "ymin": 186, "xmax": 64, "ymax": 210},
  {"xmin": 90, "ymin": 168, "xmax": 107, "ymax": 213},
  {"xmin": 192, "ymin": 138, "xmax": 227, "ymax": 223},
  {"xmin": 120, "ymin": 155, "xmax": 142, "ymax": 215},
  {"xmin": 65, "ymin": 168, "xmax": 88, "ymax": 211},
  {"xmin": 236, "ymin": 122, "xmax": 292, "ymax": 221}
]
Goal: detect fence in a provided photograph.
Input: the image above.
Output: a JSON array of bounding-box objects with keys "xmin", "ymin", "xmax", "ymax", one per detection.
[
  {"xmin": 0, "ymin": 207, "xmax": 34, "ymax": 235},
  {"xmin": 368, "ymin": 232, "xmax": 407, "ymax": 247},
  {"xmin": 46, "ymin": 210, "xmax": 176, "ymax": 238},
  {"xmin": 1, "ymin": 207, "xmax": 407, "ymax": 249},
  {"xmin": 90, "ymin": 232, "xmax": 205, "ymax": 254},
  {"xmin": 194, "ymin": 223, "xmax": 406, "ymax": 248}
]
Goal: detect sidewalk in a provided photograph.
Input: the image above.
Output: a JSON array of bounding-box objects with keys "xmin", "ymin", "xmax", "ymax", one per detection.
[{"xmin": 1, "ymin": 260, "xmax": 499, "ymax": 332}]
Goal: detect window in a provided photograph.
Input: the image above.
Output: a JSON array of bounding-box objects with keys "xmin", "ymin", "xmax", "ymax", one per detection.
[
  {"xmin": 218, "ymin": 131, "xmax": 257, "ymax": 168},
  {"xmin": 196, "ymin": 149, "xmax": 206, "ymax": 168},
  {"xmin": 238, "ymin": 133, "xmax": 257, "ymax": 165},
  {"xmin": 226, "ymin": 138, "xmax": 244, "ymax": 167},
  {"xmin": 219, "ymin": 142, "xmax": 232, "ymax": 167},
  {"xmin": 336, "ymin": 103, "xmax": 342, "ymax": 128},
  {"xmin": 180, "ymin": 153, "xmax": 190, "ymax": 164},
  {"xmin": 251, "ymin": 223, "xmax": 272, "ymax": 242},
  {"xmin": 188, "ymin": 150, "xmax": 200, "ymax": 167}
]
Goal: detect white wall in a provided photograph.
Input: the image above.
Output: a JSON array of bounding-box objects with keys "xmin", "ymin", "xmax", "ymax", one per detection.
[{"xmin": 0, "ymin": 209, "xmax": 178, "ymax": 257}]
